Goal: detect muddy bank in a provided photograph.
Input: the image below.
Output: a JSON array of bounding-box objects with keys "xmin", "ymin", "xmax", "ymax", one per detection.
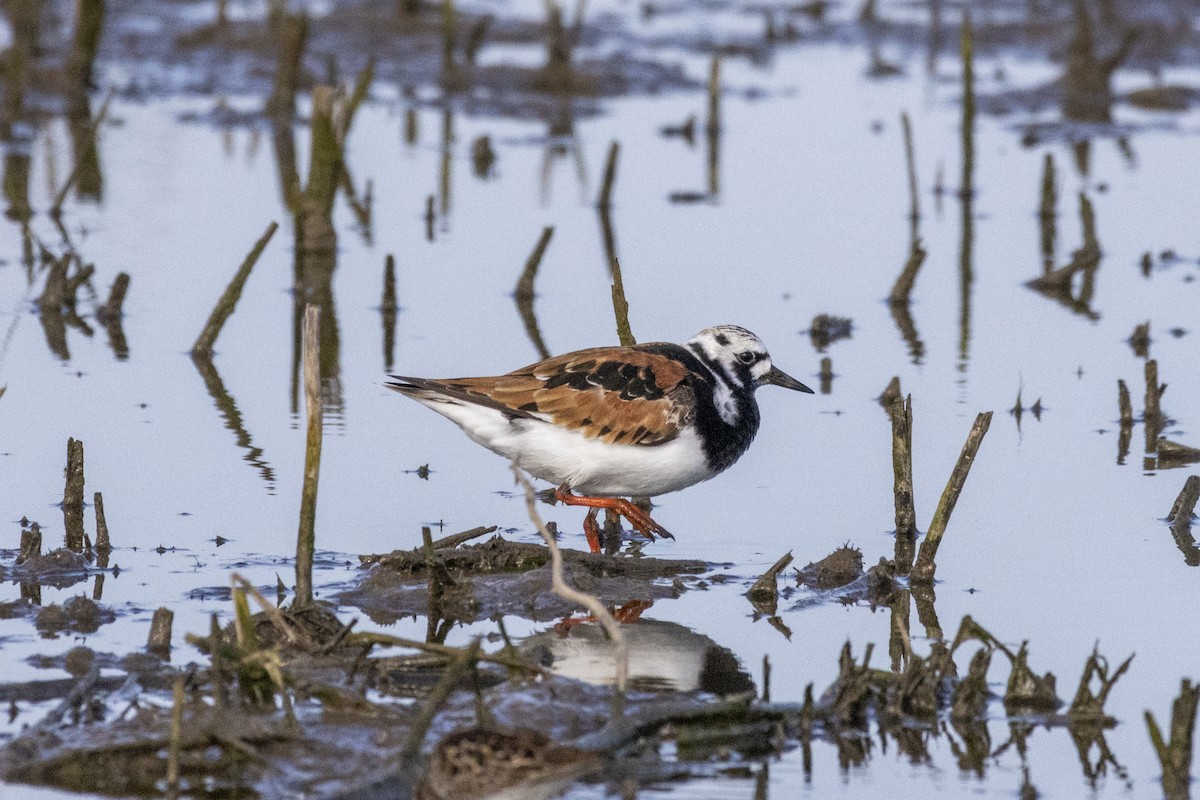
[{"xmin": 339, "ymin": 533, "xmax": 710, "ymax": 623}]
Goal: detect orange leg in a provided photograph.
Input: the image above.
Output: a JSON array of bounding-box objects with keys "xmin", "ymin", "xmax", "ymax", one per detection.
[
  {"xmin": 583, "ymin": 508, "xmax": 602, "ymax": 554},
  {"xmin": 553, "ymin": 600, "xmax": 655, "ymax": 635},
  {"xmin": 554, "ymin": 484, "xmax": 674, "ymax": 548}
]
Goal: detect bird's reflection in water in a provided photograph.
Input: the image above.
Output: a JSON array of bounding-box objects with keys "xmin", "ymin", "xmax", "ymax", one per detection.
[{"xmin": 522, "ymin": 616, "xmax": 754, "ymax": 696}]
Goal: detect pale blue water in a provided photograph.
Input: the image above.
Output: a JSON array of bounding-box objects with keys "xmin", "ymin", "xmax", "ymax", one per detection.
[{"xmin": 2, "ymin": 2, "xmax": 1199, "ymax": 797}]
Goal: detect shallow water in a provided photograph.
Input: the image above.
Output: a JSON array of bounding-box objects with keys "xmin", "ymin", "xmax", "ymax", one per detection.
[{"xmin": 2, "ymin": 0, "xmax": 1200, "ymax": 797}]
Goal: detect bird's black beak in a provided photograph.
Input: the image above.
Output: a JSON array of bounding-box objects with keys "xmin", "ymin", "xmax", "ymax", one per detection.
[{"xmin": 764, "ymin": 366, "xmax": 815, "ymax": 394}]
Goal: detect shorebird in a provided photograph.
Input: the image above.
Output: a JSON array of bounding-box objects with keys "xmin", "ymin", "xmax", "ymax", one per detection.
[
  {"xmin": 415, "ymin": 727, "xmax": 600, "ymax": 800},
  {"xmin": 388, "ymin": 325, "xmax": 812, "ymax": 551}
]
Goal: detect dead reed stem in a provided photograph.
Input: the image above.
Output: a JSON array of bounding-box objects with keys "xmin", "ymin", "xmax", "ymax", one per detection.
[
  {"xmin": 901, "ymin": 111, "xmax": 919, "ymax": 226},
  {"xmin": 1146, "ymin": 679, "xmax": 1199, "ymax": 800},
  {"xmin": 747, "ymin": 551, "xmax": 793, "ymax": 616},
  {"xmin": 64, "ymin": 437, "xmax": 86, "ymax": 551},
  {"xmin": 1168, "ymin": 476, "xmax": 1200, "ymax": 523},
  {"xmin": 597, "ymin": 141, "xmax": 619, "ymax": 209},
  {"xmin": 514, "ymin": 226, "xmax": 554, "ymax": 303},
  {"xmin": 295, "ymin": 304, "xmax": 322, "ymax": 608},
  {"xmin": 51, "ymin": 88, "xmax": 113, "ymax": 215},
  {"xmin": 166, "ymin": 676, "xmax": 185, "ymax": 792},
  {"xmin": 1117, "ymin": 379, "xmax": 1133, "ymax": 425},
  {"xmin": 93, "ymin": 491, "xmax": 111, "ymax": 551},
  {"xmin": 147, "ymin": 607, "xmax": 174, "ymax": 658},
  {"xmin": 610, "ymin": 257, "xmax": 635, "ymax": 347},
  {"xmin": 514, "ymin": 466, "xmax": 628, "ymax": 707},
  {"xmin": 911, "ymin": 411, "xmax": 992, "ymax": 584},
  {"xmin": 97, "ymin": 272, "xmax": 129, "ymax": 322},
  {"xmin": 889, "ymin": 395, "xmax": 917, "ymax": 574},
  {"xmin": 1144, "ymin": 358, "xmax": 1165, "ymax": 452},
  {"xmin": 67, "ymin": 0, "xmax": 106, "ymax": 90},
  {"xmin": 1039, "ymin": 153, "xmax": 1057, "ymax": 273},
  {"xmin": 19, "ymin": 522, "xmax": 42, "ymax": 563},
  {"xmin": 336, "ymin": 57, "xmax": 376, "ymax": 145},
  {"xmin": 889, "ymin": 238, "xmax": 927, "ymax": 305},
  {"xmin": 515, "ymin": 227, "xmax": 555, "ymax": 360},
  {"xmin": 819, "ymin": 357, "xmax": 832, "ymax": 394},
  {"xmin": 192, "ymin": 222, "xmax": 279, "ymax": 357},
  {"xmin": 382, "ymin": 254, "xmax": 398, "ymax": 370},
  {"xmin": 266, "ymin": 13, "xmax": 309, "ymax": 119}
]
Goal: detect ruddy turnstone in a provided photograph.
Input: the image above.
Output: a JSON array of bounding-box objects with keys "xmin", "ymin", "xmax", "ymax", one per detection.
[{"xmin": 387, "ymin": 325, "xmax": 812, "ymax": 552}]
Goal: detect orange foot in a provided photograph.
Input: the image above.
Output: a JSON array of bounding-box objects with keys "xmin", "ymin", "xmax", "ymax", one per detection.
[{"xmin": 555, "ymin": 485, "xmax": 674, "ymax": 553}]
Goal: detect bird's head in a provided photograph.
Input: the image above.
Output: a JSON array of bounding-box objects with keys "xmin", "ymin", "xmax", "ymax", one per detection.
[{"xmin": 689, "ymin": 325, "xmax": 814, "ymax": 394}]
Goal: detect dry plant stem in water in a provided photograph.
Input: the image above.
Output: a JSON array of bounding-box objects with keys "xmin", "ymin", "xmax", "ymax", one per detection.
[
  {"xmin": 911, "ymin": 411, "xmax": 992, "ymax": 584},
  {"xmin": 192, "ymin": 221, "xmax": 279, "ymax": 356},
  {"xmin": 295, "ymin": 304, "xmax": 323, "ymax": 607},
  {"xmin": 513, "ymin": 465, "xmax": 628, "ymax": 702}
]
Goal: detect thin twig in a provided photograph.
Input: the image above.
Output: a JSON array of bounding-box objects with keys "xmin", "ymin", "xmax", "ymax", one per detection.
[{"xmin": 513, "ymin": 466, "xmax": 627, "ymax": 708}]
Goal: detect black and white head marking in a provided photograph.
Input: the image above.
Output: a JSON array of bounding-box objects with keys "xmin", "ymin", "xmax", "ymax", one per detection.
[{"xmin": 686, "ymin": 325, "xmax": 774, "ymax": 425}]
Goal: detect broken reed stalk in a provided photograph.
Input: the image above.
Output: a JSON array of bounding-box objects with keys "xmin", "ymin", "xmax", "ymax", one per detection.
[
  {"xmin": 911, "ymin": 411, "xmax": 992, "ymax": 584},
  {"xmin": 147, "ymin": 607, "xmax": 174, "ymax": 658},
  {"xmin": 747, "ymin": 551, "xmax": 793, "ymax": 616},
  {"xmin": 51, "ymin": 88, "xmax": 113, "ymax": 215},
  {"xmin": 67, "ymin": 0, "xmax": 106, "ymax": 90},
  {"xmin": 514, "ymin": 466, "xmax": 628, "ymax": 706},
  {"xmin": 1118, "ymin": 379, "xmax": 1133, "ymax": 426},
  {"xmin": 64, "ymin": 437, "xmax": 86, "ymax": 551},
  {"xmin": 1167, "ymin": 476, "xmax": 1200, "ymax": 530},
  {"xmin": 610, "ymin": 257, "xmax": 635, "ymax": 347},
  {"xmin": 93, "ymin": 491, "xmax": 110, "ymax": 551},
  {"xmin": 597, "ymin": 141, "xmax": 619, "ymax": 209},
  {"xmin": 295, "ymin": 304, "xmax": 322, "ymax": 608},
  {"xmin": 96, "ymin": 272, "xmax": 129, "ymax": 323},
  {"xmin": 38, "ymin": 255, "xmax": 68, "ymax": 312},
  {"xmin": 192, "ymin": 222, "xmax": 278, "ymax": 357},
  {"xmin": 1039, "ymin": 153, "xmax": 1057, "ymax": 221},
  {"xmin": 166, "ymin": 675, "xmax": 185, "ymax": 791},
  {"xmin": 1039, "ymin": 153, "xmax": 1057, "ymax": 273},
  {"xmin": 707, "ymin": 55, "xmax": 721, "ymax": 135},
  {"xmin": 301, "ymin": 88, "xmax": 342, "ymax": 253},
  {"xmin": 429, "ymin": 524, "xmax": 498, "ymax": 550},
  {"xmin": 819, "ymin": 357, "xmax": 832, "ymax": 394},
  {"xmin": 960, "ymin": 10, "xmax": 974, "ymax": 189},
  {"xmin": 19, "ymin": 522, "xmax": 42, "ymax": 563},
  {"xmin": 440, "ymin": 0, "xmax": 461, "ymax": 87},
  {"xmin": 514, "ymin": 226, "xmax": 554, "ymax": 303},
  {"xmin": 382, "ymin": 254, "xmax": 398, "ymax": 370},
  {"xmin": 1145, "ymin": 358, "xmax": 1164, "ymax": 424},
  {"xmin": 266, "ymin": 12, "xmax": 309, "ymax": 118},
  {"xmin": 889, "ymin": 395, "xmax": 917, "ymax": 574},
  {"xmin": 336, "ymin": 57, "xmax": 376, "ymax": 144},
  {"xmin": 901, "ymin": 111, "xmax": 919, "ymax": 225},
  {"xmin": 888, "ymin": 239, "xmax": 927, "ymax": 305},
  {"xmin": 879, "ymin": 376, "xmax": 901, "ymax": 409},
  {"xmin": 1145, "ymin": 679, "xmax": 1200, "ymax": 800}
]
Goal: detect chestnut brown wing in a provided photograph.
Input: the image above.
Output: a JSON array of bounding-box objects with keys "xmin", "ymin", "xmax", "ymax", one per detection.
[{"xmin": 398, "ymin": 346, "xmax": 697, "ymax": 446}]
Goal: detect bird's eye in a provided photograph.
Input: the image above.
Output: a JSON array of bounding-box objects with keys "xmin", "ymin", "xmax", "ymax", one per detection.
[{"xmin": 737, "ymin": 352, "xmax": 756, "ymax": 364}]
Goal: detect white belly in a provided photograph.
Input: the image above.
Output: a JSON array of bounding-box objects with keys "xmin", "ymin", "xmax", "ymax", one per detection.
[{"xmin": 413, "ymin": 398, "xmax": 713, "ymax": 496}]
